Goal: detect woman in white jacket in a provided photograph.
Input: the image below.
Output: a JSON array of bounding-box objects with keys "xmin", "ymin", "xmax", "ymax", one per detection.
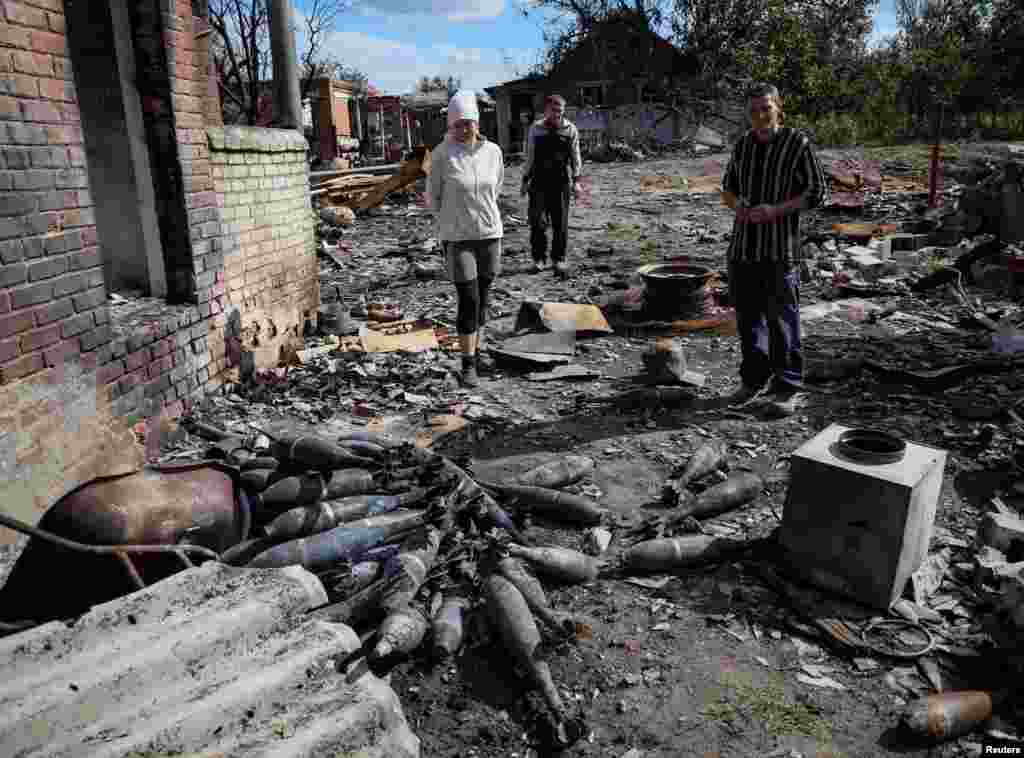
[{"xmin": 427, "ymin": 90, "xmax": 504, "ymax": 387}]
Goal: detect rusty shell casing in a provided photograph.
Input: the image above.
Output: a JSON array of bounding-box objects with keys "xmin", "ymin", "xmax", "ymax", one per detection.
[
  {"xmin": 677, "ymin": 471, "xmax": 762, "ymax": 521},
  {"xmin": 623, "ymin": 535, "xmax": 748, "ymax": 572},
  {"xmin": 220, "ymin": 536, "xmax": 273, "ymax": 566},
  {"xmin": 506, "ymin": 544, "xmax": 600, "ymax": 585},
  {"xmin": 325, "ymin": 469, "xmax": 378, "ymax": 499},
  {"xmin": 256, "ymin": 473, "xmax": 327, "ymax": 513},
  {"xmin": 239, "ymin": 467, "xmax": 285, "ymax": 495},
  {"xmin": 517, "ymin": 455, "xmax": 595, "ymax": 490},
  {"xmin": 245, "ymin": 509, "xmax": 428, "ymax": 571},
  {"xmin": 337, "ymin": 431, "xmax": 403, "ymax": 449},
  {"xmin": 431, "ymin": 595, "xmax": 471, "ymax": 659},
  {"xmin": 902, "ymin": 691, "xmax": 994, "ymax": 741},
  {"xmin": 378, "ymin": 528, "xmax": 441, "ymax": 613},
  {"xmin": 484, "ymin": 482, "xmax": 604, "ymax": 526},
  {"xmin": 272, "ymin": 434, "xmax": 376, "ymax": 470},
  {"xmin": 371, "ymin": 606, "xmax": 430, "ymax": 661},
  {"xmin": 240, "ymin": 456, "xmax": 283, "ymax": 472},
  {"xmin": 263, "ymin": 491, "xmax": 419, "ymax": 541},
  {"xmin": 498, "ymin": 557, "xmax": 573, "ymax": 636},
  {"xmin": 663, "ymin": 441, "xmax": 728, "ymax": 505},
  {"xmin": 484, "ymin": 573, "xmax": 541, "ymax": 668},
  {"xmin": 335, "ymin": 438, "xmax": 390, "ymax": 460},
  {"xmin": 485, "ymin": 573, "xmax": 566, "ymax": 717}
]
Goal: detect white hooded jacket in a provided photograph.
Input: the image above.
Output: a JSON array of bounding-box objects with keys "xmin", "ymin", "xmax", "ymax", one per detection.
[{"xmin": 427, "ymin": 134, "xmax": 504, "ymax": 242}]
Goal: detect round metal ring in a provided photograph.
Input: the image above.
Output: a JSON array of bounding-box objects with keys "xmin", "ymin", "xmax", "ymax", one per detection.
[
  {"xmin": 834, "ymin": 428, "xmax": 906, "ymax": 465},
  {"xmin": 861, "ymin": 618, "xmax": 936, "ymax": 659}
]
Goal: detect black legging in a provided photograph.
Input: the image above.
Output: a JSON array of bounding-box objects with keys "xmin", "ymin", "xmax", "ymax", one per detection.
[{"xmin": 454, "ymin": 276, "xmax": 493, "ymax": 335}]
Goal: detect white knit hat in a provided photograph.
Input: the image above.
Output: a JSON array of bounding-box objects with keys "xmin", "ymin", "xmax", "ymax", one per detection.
[{"xmin": 447, "ymin": 90, "xmax": 479, "ymax": 126}]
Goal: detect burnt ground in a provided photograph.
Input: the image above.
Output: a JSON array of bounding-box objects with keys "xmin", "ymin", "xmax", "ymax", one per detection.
[
  {"xmin": 4, "ymin": 142, "xmax": 1024, "ymax": 757},
  {"xmin": 345, "ymin": 144, "xmax": 1024, "ymax": 758}
]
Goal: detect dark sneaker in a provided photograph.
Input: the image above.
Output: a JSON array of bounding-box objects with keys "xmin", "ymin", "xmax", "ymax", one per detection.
[
  {"xmin": 477, "ymin": 352, "xmax": 496, "ymax": 373},
  {"xmin": 461, "ymin": 362, "xmax": 479, "ymax": 388},
  {"xmin": 724, "ymin": 382, "xmax": 769, "ymax": 406}
]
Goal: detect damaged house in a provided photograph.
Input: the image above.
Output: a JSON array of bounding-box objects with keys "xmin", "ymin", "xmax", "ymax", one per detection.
[
  {"xmin": 488, "ymin": 11, "xmax": 740, "ymax": 155},
  {"xmin": 0, "ymin": 0, "xmax": 318, "ymax": 528}
]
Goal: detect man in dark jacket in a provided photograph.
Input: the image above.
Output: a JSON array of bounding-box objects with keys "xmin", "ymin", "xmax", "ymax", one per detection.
[
  {"xmin": 521, "ymin": 95, "xmax": 583, "ymax": 277},
  {"xmin": 720, "ymin": 82, "xmax": 829, "ymax": 417}
]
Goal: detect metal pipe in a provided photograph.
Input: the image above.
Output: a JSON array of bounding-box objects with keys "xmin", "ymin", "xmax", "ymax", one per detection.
[
  {"xmin": 0, "ymin": 511, "xmax": 221, "ymax": 563},
  {"xmin": 266, "ymin": 0, "xmax": 302, "ymax": 130}
]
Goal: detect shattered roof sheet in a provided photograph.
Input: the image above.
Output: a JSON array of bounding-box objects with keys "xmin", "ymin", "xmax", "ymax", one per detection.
[{"xmin": 0, "ymin": 562, "xmax": 419, "ymax": 758}]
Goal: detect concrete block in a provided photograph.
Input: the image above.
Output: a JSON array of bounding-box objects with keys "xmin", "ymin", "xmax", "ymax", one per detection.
[
  {"xmin": 978, "ymin": 511, "xmax": 1024, "ymax": 559},
  {"xmin": 780, "ymin": 424, "xmax": 947, "ymax": 609}
]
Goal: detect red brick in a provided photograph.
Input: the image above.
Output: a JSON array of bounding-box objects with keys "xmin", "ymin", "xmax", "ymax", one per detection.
[
  {"xmin": 37, "ymin": 76, "xmax": 66, "ymax": 100},
  {"xmin": 0, "ymin": 290, "xmax": 8, "ymax": 314},
  {"xmin": 2, "ymin": 2, "xmax": 48, "ymax": 29},
  {"xmin": 0, "ymin": 351, "xmax": 43, "ymax": 383},
  {"xmin": 117, "ymin": 367, "xmax": 145, "ymax": 394},
  {"xmin": 97, "ymin": 358, "xmax": 124, "ymax": 385},
  {"xmin": 151, "ymin": 337, "xmax": 173, "ymax": 358},
  {"xmin": 29, "ymin": 28, "xmax": 65, "ymax": 55},
  {"xmin": 68, "ymin": 246, "xmax": 99, "ymax": 270},
  {"xmin": 58, "ymin": 101, "xmax": 77, "ymax": 121},
  {"xmin": 0, "ymin": 72, "xmax": 38, "ymax": 96},
  {"xmin": 21, "ymin": 99, "xmax": 60, "ymax": 122},
  {"xmin": 32, "ymin": 296, "xmax": 71, "ymax": 325},
  {"xmin": 0, "ymin": 93, "xmax": 17, "ymax": 119},
  {"xmin": 50, "ymin": 54, "xmax": 70, "ymax": 79},
  {"xmin": 124, "ymin": 347, "xmax": 150, "ymax": 373},
  {"xmin": 19, "ymin": 321, "xmax": 59, "ymax": 351},
  {"xmin": 59, "ymin": 310, "xmax": 91, "ymax": 338},
  {"xmin": 0, "ymin": 22, "xmax": 30, "ymax": 48},
  {"xmin": 146, "ymin": 354, "xmax": 173, "ymax": 380},
  {"xmin": 0, "ymin": 310, "xmax": 33, "ymax": 339},
  {"xmin": 0, "ymin": 337, "xmax": 15, "ymax": 363},
  {"xmin": 29, "ymin": 0, "xmax": 61, "ymax": 10},
  {"xmin": 42, "ymin": 336, "xmax": 77, "ymax": 367},
  {"xmin": 10, "ymin": 49, "xmax": 50, "ymax": 75}
]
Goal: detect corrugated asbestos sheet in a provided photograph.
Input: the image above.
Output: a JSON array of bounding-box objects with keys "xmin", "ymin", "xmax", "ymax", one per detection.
[{"xmin": 0, "ymin": 562, "xmax": 419, "ymax": 758}]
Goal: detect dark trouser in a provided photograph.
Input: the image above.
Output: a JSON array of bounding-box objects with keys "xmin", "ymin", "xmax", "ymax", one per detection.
[
  {"xmin": 444, "ymin": 239, "xmax": 501, "ymax": 336},
  {"xmin": 728, "ymin": 260, "xmax": 803, "ymax": 390},
  {"xmin": 528, "ymin": 184, "xmax": 570, "ymax": 263}
]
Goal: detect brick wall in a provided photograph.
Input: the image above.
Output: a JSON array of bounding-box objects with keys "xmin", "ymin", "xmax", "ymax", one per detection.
[
  {"xmin": 0, "ymin": 0, "xmax": 148, "ymax": 533},
  {"xmin": 0, "ymin": 0, "xmax": 106, "ymax": 385},
  {"xmin": 208, "ymin": 125, "xmax": 318, "ymax": 380},
  {"xmin": 0, "ymin": 0, "xmax": 318, "ymax": 536}
]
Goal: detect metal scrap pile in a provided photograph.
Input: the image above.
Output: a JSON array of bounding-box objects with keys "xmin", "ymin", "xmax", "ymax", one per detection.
[{"xmin": 178, "ymin": 421, "xmax": 767, "ymax": 749}]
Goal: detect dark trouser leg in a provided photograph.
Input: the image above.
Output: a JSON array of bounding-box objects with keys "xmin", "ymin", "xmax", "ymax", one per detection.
[
  {"xmin": 729, "ymin": 261, "xmax": 772, "ymax": 389},
  {"xmin": 477, "ymin": 275, "xmax": 493, "ymax": 332},
  {"xmin": 454, "ymin": 279, "xmax": 480, "ymax": 337},
  {"xmin": 528, "ymin": 189, "xmax": 548, "ymax": 263},
  {"xmin": 548, "ymin": 185, "xmax": 570, "ymax": 263},
  {"xmin": 764, "ymin": 265, "xmax": 803, "ymax": 388}
]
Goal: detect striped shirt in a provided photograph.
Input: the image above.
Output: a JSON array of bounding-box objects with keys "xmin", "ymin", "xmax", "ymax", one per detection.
[{"xmin": 721, "ymin": 127, "xmax": 828, "ymax": 263}]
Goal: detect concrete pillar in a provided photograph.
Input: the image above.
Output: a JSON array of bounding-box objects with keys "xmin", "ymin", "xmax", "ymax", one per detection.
[{"xmin": 267, "ymin": 0, "xmax": 302, "ymax": 130}]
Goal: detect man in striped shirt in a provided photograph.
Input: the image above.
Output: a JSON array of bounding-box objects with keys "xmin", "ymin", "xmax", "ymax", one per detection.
[{"xmin": 720, "ymin": 83, "xmax": 829, "ymax": 416}]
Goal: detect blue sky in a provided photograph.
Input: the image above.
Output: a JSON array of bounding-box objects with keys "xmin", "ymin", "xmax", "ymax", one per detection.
[{"xmin": 299, "ymin": 0, "xmax": 902, "ymax": 95}]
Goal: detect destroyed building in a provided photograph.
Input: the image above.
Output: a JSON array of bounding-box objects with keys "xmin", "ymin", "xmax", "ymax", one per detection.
[
  {"xmin": 0, "ymin": 0, "xmax": 319, "ymax": 528},
  {"xmin": 306, "ymin": 76, "xmax": 361, "ymax": 167},
  {"xmin": 487, "ymin": 12, "xmax": 740, "ymax": 155}
]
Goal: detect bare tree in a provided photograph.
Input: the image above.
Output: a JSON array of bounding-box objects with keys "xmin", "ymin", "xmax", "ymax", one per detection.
[{"xmin": 208, "ymin": 0, "xmax": 357, "ymax": 125}]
